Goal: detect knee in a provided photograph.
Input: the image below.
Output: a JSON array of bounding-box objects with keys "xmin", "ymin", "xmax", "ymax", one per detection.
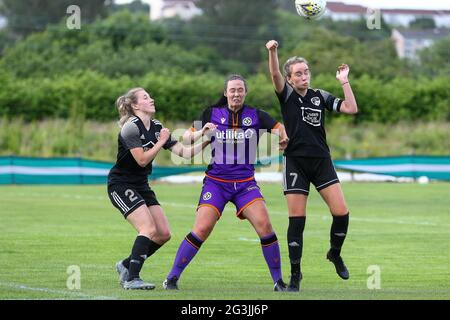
[
  {"xmin": 331, "ymin": 206, "xmax": 349, "ymax": 216},
  {"xmin": 258, "ymin": 220, "xmax": 274, "ymax": 236},
  {"xmin": 194, "ymin": 225, "xmax": 213, "ymax": 241},
  {"xmin": 158, "ymin": 230, "xmax": 172, "ymax": 244},
  {"xmin": 138, "ymin": 225, "xmax": 156, "ymax": 239}
]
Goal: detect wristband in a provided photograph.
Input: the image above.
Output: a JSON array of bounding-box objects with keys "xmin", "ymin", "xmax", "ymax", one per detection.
[{"xmin": 341, "ymin": 81, "xmax": 349, "ymax": 86}]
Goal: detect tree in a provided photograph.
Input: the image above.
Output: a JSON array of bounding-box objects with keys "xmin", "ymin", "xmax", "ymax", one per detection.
[
  {"xmin": 0, "ymin": 0, "xmax": 111, "ymax": 37},
  {"xmin": 419, "ymin": 36, "xmax": 450, "ymax": 76},
  {"xmin": 409, "ymin": 17, "xmax": 436, "ymax": 30},
  {"xmin": 193, "ymin": 0, "xmax": 280, "ymax": 72}
]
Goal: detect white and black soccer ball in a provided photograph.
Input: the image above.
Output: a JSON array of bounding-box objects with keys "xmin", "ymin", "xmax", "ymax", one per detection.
[{"xmin": 295, "ymin": 0, "xmax": 327, "ymax": 20}]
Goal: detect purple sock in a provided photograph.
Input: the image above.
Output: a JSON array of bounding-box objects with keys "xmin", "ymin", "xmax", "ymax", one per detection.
[
  {"xmin": 167, "ymin": 232, "xmax": 203, "ymax": 280},
  {"xmin": 261, "ymin": 233, "xmax": 282, "ymax": 283}
]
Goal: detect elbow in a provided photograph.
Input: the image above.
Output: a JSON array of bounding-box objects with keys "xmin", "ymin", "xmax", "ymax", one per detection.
[
  {"xmin": 137, "ymin": 158, "xmax": 149, "ymax": 167},
  {"xmin": 137, "ymin": 160, "xmax": 147, "ymax": 168}
]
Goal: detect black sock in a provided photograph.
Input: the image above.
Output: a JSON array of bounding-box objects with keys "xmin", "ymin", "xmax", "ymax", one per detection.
[
  {"xmin": 287, "ymin": 216, "xmax": 306, "ymax": 277},
  {"xmin": 330, "ymin": 213, "xmax": 349, "ymax": 257},
  {"xmin": 127, "ymin": 235, "xmax": 151, "ymax": 281},
  {"xmin": 147, "ymin": 240, "xmax": 162, "ymax": 258},
  {"xmin": 122, "ymin": 240, "xmax": 162, "ymax": 269}
]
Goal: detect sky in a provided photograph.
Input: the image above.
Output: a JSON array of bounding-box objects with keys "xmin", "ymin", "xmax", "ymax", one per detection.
[{"xmin": 115, "ymin": 0, "xmax": 450, "ymax": 11}]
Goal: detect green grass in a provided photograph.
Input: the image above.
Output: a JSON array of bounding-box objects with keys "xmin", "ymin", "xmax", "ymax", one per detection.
[{"xmin": 0, "ymin": 182, "xmax": 449, "ymax": 300}]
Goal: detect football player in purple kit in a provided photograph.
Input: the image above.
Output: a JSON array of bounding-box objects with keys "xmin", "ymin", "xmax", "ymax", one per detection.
[{"xmin": 163, "ymin": 75, "xmax": 290, "ymax": 292}]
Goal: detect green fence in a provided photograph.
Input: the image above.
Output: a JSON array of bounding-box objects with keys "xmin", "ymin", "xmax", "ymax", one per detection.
[
  {"xmin": 0, "ymin": 156, "xmax": 204, "ymax": 185},
  {"xmin": 333, "ymin": 156, "xmax": 450, "ymax": 180},
  {"xmin": 1, "ymin": 155, "xmax": 449, "ymax": 185}
]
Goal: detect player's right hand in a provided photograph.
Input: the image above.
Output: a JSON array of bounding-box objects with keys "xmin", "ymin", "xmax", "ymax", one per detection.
[
  {"xmin": 266, "ymin": 40, "xmax": 278, "ymax": 51},
  {"xmin": 159, "ymin": 128, "xmax": 171, "ymax": 143}
]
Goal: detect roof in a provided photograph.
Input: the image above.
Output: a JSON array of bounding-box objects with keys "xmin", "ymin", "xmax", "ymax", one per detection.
[
  {"xmin": 327, "ymin": 1, "xmax": 450, "ymax": 15},
  {"xmin": 394, "ymin": 28, "xmax": 450, "ymax": 39}
]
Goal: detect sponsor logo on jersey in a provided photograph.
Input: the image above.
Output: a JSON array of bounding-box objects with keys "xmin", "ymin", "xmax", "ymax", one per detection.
[
  {"xmin": 202, "ymin": 192, "xmax": 212, "ymax": 200},
  {"xmin": 311, "ymin": 96, "xmax": 321, "ymax": 106},
  {"xmin": 243, "ymin": 117, "xmax": 252, "ymax": 126},
  {"xmin": 301, "ymin": 107, "xmax": 322, "ymax": 127}
]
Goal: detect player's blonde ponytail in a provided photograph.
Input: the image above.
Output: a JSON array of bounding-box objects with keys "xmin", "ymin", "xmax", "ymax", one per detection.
[{"xmin": 116, "ymin": 87, "xmax": 144, "ymax": 127}]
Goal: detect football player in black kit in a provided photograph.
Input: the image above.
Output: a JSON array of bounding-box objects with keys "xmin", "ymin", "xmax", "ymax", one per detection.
[
  {"xmin": 265, "ymin": 40, "xmax": 358, "ymax": 292},
  {"xmin": 108, "ymin": 87, "xmax": 214, "ymax": 290}
]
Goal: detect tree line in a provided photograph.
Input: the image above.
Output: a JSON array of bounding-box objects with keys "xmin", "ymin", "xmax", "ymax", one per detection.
[{"xmin": 0, "ymin": 1, "xmax": 448, "ymax": 124}]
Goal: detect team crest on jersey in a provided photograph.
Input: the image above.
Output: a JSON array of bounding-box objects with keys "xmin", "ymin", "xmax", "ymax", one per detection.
[
  {"xmin": 243, "ymin": 117, "xmax": 252, "ymax": 126},
  {"xmin": 301, "ymin": 107, "xmax": 322, "ymax": 126},
  {"xmin": 311, "ymin": 96, "xmax": 321, "ymax": 106},
  {"xmin": 220, "ymin": 117, "xmax": 226, "ymax": 124},
  {"xmin": 202, "ymin": 192, "xmax": 212, "ymax": 200},
  {"xmin": 155, "ymin": 132, "xmax": 160, "ymax": 140}
]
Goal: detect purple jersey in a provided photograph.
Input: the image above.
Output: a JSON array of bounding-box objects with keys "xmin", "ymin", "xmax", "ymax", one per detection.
[{"xmin": 193, "ymin": 105, "xmax": 280, "ymax": 181}]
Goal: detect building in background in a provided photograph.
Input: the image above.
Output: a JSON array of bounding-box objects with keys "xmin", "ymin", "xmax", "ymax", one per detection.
[
  {"xmin": 326, "ymin": 1, "xmax": 450, "ymax": 27},
  {"xmin": 149, "ymin": 0, "xmax": 201, "ymax": 21},
  {"xmin": 391, "ymin": 28, "xmax": 450, "ymax": 60}
]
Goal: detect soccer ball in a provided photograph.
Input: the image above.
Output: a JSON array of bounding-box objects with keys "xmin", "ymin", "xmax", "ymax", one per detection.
[{"xmin": 295, "ymin": 0, "xmax": 327, "ymax": 20}]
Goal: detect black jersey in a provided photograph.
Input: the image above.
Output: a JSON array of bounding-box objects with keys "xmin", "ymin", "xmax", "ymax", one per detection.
[
  {"xmin": 276, "ymin": 83, "xmax": 343, "ymax": 158},
  {"xmin": 108, "ymin": 116, "xmax": 177, "ymax": 185}
]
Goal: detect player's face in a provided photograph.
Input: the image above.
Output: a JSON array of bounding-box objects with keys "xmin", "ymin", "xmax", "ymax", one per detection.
[
  {"xmin": 225, "ymin": 79, "xmax": 247, "ymax": 109},
  {"xmin": 135, "ymin": 90, "xmax": 155, "ymax": 114},
  {"xmin": 287, "ymin": 62, "xmax": 310, "ymax": 91}
]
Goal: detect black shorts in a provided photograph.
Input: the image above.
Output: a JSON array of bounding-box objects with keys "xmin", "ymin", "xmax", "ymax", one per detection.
[
  {"xmin": 107, "ymin": 183, "xmax": 160, "ymax": 218},
  {"xmin": 282, "ymin": 156, "xmax": 340, "ymax": 195}
]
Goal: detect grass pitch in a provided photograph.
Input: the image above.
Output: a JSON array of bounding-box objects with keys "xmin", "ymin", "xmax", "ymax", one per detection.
[{"xmin": 0, "ymin": 182, "xmax": 449, "ymax": 300}]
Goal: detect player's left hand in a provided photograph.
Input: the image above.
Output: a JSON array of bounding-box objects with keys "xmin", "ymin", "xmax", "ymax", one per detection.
[
  {"xmin": 336, "ymin": 64, "xmax": 350, "ymax": 84},
  {"xmin": 279, "ymin": 136, "xmax": 289, "ymax": 151}
]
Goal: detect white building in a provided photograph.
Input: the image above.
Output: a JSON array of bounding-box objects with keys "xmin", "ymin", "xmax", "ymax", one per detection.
[
  {"xmin": 391, "ymin": 28, "xmax": 450, "ymax": 60},
  {"xmin": 326, "ymin": 1, "xmax": 450, "ymax": 27},
  {"xmin": 149, "ymin": 0, "xmax": 201, "ymax": 21}
]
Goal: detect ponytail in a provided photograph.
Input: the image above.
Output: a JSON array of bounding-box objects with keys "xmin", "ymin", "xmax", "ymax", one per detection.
[{"xmin": 115, "ymin": 87, "xmax": 144, "ymax": 127}]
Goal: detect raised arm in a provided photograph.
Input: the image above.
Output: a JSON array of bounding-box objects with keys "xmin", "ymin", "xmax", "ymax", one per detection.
[
  {"xmin": 266, "ymin": 40, "xmax": 285, "ymax": 93},
  {"xmin": 336, "ymin": 64, "xmax": 358, "ymax": 114}
]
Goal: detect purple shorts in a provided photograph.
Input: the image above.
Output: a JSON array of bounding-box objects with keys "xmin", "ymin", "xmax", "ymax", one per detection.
[{"xmin": 198, "ymin": 176, "xmax": 265, "ymax": 220}]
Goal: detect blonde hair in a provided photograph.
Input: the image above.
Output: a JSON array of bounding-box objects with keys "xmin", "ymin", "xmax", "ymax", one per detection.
[
  {"xmin": 283, "ymin": 56, "xmax": 309, "ymax": 78},
  {"xmin": 116, "ymin": 87, "xmax": 144, "ymax": 127}
]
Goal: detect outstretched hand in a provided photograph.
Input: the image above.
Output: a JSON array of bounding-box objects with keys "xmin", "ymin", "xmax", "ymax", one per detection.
[{"xmin": 336, "ymin": 64, "xmax": 350, "ymax": 84}]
